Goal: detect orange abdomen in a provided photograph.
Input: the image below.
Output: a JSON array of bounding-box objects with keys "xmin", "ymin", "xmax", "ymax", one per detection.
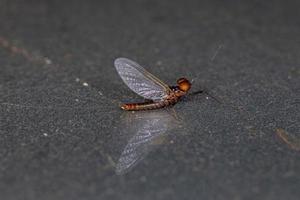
[{"xmin": 121, "ymin": 98, "xmax": 178, "ymax": 111}]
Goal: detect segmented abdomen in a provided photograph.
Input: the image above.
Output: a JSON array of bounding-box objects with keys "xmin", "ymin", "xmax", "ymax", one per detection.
[{"xmin": 121, "ymin": 98, "xmax": 178, "ymax": 111}]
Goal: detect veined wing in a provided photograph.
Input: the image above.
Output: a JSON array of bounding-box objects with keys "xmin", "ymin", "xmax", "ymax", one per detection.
[{"xmin": 114, "ymin": 58, "xmax": 171, "ymax": 101}]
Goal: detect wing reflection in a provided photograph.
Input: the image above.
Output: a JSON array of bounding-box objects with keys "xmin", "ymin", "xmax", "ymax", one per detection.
[{"xmin": 116, "ymin": 110, "xmax": 180, "ymax": 175}]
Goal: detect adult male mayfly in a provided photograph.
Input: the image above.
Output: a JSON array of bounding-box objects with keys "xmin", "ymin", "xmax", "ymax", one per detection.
[{"xmin": 114, "ymin": 57, "xmax": 192, "ymax": 111}]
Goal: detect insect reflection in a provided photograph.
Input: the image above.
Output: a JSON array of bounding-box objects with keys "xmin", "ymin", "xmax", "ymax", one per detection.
[
  {"xmin": 114, "ymin": 58, "xmax": 192, "ymax": 111},
  {"xmin": 115, "ymin": 110, "xmax": 181, "ymax": 175},
  {"xmin": 276, "ymin": 128, "xmax": 300, "ymax": 151}
]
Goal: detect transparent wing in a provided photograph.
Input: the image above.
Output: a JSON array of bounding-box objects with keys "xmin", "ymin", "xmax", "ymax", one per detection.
[{"xmin": 114, "ymin": 57, "xmax": 171, "ymax": 101}]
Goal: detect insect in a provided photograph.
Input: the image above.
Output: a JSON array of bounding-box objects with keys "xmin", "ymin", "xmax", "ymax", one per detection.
[{"xmin": 114, "ymin": 57, "xmax": 192, "ymax": 111}]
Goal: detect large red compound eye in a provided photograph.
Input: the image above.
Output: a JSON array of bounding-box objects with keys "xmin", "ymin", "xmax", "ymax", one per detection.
[{"xmin": 177, "ymin": 77, "xmax": 191, "ymax": 92}]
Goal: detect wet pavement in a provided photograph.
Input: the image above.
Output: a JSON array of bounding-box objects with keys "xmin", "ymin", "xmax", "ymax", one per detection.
[{"xmin": 0, "ymin": 0, "xmax": 299, "ymax": 199}]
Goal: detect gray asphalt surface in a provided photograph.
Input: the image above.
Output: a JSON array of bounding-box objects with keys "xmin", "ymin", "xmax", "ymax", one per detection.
[{"xmin": 0, "ymin": 0, "xmax": 299, "ymax": 200}]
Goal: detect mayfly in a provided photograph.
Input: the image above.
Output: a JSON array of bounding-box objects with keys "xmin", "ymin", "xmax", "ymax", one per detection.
[{"xmin": 114, "ymin": 57, "xmax": 192, "ymax": 111}]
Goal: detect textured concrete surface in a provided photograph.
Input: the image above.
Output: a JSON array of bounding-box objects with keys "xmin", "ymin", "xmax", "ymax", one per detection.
[{"xmin": 0, "ymin": 0, "xmax": 299, "ymax": 200}]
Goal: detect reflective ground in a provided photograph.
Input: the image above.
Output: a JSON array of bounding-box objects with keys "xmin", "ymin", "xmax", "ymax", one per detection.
[{"xmin": 0, "ymin": 0, "xmax": 299, "ymax": 199}]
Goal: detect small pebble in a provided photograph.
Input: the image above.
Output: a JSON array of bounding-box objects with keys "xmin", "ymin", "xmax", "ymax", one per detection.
[{"xmin": 45, "ymin": 58, "xmax": 52, "ymax": 65}]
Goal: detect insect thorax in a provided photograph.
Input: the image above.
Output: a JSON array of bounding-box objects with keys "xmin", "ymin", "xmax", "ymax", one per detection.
[
  {"xmin": 169, "ymin": 86, "xmax": 179, "ymax": 91},
  {"xmin": 168, "ymin": 86, "xmax": 186, "ymax": 98}
]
